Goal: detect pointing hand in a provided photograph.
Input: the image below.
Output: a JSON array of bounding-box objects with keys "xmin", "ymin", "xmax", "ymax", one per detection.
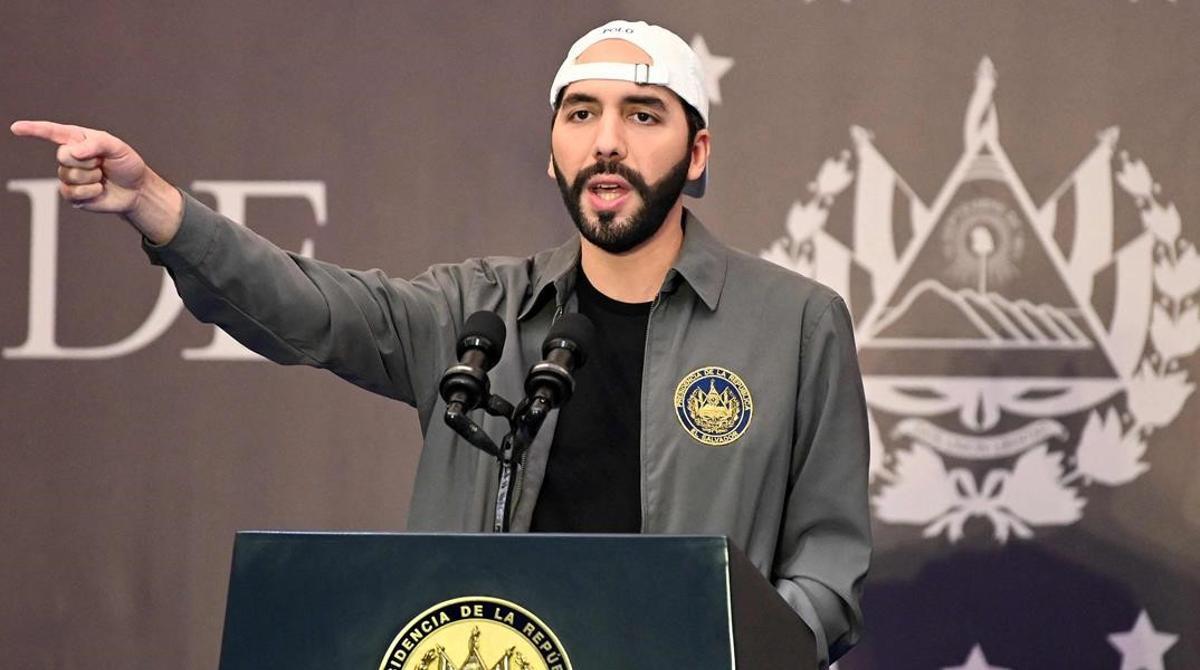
[{"xmin": 10, "ymin": 120, "xmax": 183, "ymax": 243}]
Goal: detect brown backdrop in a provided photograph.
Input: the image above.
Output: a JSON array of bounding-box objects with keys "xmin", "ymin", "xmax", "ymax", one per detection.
[{"xmin": 2, "ymin": 2, "xmax": 1198, "ymax": 668}]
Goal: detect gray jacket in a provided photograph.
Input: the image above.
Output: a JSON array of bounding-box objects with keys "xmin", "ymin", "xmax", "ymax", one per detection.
[{"xmin": 147, "ymin": 192, "xmax": 871, "ymax": 665}]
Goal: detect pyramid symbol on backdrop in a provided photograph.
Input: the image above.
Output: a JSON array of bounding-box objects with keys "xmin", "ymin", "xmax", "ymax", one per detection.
[{"xmin": 856, "ymin": 143, "xmax": 1121, "ymax": 382}]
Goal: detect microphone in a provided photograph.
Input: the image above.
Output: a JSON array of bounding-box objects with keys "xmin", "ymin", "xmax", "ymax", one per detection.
[
  {"xmin": 523, "ymin": 313, "xmax": 596, "ymax": 411},
  {"xmin": 439, "ymin": 311, "xmax": 506, "ymax": 413}
]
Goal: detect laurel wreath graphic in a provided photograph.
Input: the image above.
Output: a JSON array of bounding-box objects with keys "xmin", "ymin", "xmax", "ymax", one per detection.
[{"xmin": 763, "ymin": 147, "xmax": 1198, "ymax": 543}]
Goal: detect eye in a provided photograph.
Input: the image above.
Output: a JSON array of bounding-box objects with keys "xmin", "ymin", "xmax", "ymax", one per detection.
[
  {"xmin": 568, "ymin": 109, "xmax": 592, "ymax": 121},
  {"xmin": 631, "ymin": 111, "xmax": 657, "ymax": 124}
]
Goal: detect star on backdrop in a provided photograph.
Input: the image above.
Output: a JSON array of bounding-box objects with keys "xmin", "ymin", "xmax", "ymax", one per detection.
[
  {"xmin": 1108, "ymin": 610, "xmax": 1178, "ymax": 670},
  {"xmin": 942, "ymin": 644, "xmax": 1011, "ymax": 670},
  {"xmin": 688, "ymin": 34, "xmax": 734, "ymax": 105}
]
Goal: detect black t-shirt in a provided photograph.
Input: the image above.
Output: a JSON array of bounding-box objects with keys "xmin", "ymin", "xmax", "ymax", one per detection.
[{"xmin": 529, "ymin": 268, "xmax": 650, "ymax": 533}]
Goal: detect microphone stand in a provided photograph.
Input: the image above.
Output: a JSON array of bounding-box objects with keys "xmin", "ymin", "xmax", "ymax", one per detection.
[
  {"xmin": 491, "ymin": 396, "xmax": 554, "ymax": 532},
  {"xmin": 444, "ymin": 392, "xmax": 553, "ymax": 533}
]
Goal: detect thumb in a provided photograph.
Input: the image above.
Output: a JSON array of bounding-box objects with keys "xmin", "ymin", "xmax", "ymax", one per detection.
[{"xmin": 68, "ymin": 130, "xmax": 127, "ymax": 162}]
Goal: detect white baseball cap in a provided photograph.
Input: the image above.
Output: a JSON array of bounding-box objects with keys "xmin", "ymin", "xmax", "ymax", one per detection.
[{"xmin": 550, "ymin": 20, "xmax": 710, "ymax": 197}]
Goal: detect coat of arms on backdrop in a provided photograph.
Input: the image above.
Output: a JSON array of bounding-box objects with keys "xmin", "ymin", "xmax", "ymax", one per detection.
[{"xmin": 762, "ymin": 58, "xmax": 1199, "ymax": 543}]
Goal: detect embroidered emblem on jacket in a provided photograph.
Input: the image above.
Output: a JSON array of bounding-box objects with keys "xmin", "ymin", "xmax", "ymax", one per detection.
[{"xmin": 674, "ymin": 367, "xmax": 753, "ymax": 446}]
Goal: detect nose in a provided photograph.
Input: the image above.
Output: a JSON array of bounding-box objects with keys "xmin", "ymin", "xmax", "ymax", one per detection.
[{"xmin": 592, "ymin": 111, "xmax": 627, "ymax": 163}]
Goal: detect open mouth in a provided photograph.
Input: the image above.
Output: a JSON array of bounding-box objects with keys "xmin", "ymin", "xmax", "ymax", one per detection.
[
  {"xmin": 586, "ymin": 176, "xmax": 633, "ymax": 210},
  {"xmin": 590, "ymin": 182, "xmax": 628, "ymax": 201}
]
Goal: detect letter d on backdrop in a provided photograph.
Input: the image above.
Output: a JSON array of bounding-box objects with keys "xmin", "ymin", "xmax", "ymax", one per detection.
[{"xmin": 3, "ymin": 179, "xmax": 325, "ymax": 361}]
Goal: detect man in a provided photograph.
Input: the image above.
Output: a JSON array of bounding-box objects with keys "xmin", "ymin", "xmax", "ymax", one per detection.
[{"xmin": 11, "ymin": 20, "xmax": 869, "ymax": 666}]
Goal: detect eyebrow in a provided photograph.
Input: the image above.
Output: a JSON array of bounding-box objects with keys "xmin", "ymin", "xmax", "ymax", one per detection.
[
  {"xmin": 560, "ymin": 92, "xmax": 669, "ymax": 111},
  {"xmin": 622, "ymin": 95, "xmax": 668, "ymax": 110},
  {"xmin": 561, "ymin": 92, "xmax": 600, "ymax": 107}
]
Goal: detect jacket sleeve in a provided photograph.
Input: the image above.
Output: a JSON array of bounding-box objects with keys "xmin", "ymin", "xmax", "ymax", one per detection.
[
  {"xmin": 143, "ymin": 190, "xmax": 471, "ymax": 408},
  {"xmin": 774, "ymin": 295, "xmax": 872, "ymax": 668}
]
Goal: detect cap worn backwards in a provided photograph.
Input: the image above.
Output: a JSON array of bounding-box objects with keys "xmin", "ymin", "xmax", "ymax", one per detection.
[{"xmin": 549, "ymin": 20, "xmax": 710, "ymax": 197}]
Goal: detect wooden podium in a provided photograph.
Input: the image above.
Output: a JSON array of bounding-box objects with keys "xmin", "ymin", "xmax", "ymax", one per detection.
[{"xmin": 218, "ymin": 532, "xmax": 816, "ymax": 669}]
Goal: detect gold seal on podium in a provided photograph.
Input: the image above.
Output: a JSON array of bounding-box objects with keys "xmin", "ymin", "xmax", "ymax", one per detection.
[{"xmin": 379, "ymin": 596, "xmax": 572, "ymax": 670}]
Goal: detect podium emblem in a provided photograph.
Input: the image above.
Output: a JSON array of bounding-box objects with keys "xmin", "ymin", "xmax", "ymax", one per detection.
[
  {"xmin": 674, "ymin": 366, "xmax": 754, "ymax": 446},
  {"xmin": 379, "ymin": 596, "xmax": 571, "ymax": 670}
]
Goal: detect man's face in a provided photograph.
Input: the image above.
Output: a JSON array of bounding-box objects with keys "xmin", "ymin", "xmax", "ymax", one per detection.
[{"xmin": 548, "ymin": 41, "xmax": 707, "ymax": 254}]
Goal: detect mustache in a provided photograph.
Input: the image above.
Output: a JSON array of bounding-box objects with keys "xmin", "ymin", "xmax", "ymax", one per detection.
[{"xmin": 569, "ymin": 160, "xmax": 651, "ymax": 202}]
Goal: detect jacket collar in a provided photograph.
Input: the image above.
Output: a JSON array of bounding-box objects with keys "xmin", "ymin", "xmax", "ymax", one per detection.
[
  {"xmin": 518, "ymin": 209, "xmax": 728, "ymax": 320},
  {"xmin": 668, "ymin": 210, "xmax": 728, "ymax": 311}
]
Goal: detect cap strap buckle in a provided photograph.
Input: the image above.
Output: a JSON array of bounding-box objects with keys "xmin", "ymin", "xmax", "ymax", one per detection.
[
  {"xmin": 555, "ymin": 62, "xmax": 670, "ymax": 88},
  {"xmin": 633, "ymin": 63, "xmax": 651, "ymax": 84}
]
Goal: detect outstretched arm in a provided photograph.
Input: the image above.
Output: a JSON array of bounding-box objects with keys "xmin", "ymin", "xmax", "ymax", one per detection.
[{"xmin": 10, "ymin": 120, "xmax": 469, "ymax": 407}]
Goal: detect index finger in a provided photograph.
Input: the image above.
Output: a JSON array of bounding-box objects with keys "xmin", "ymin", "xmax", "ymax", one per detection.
[{"xmin": 10, "ymin": 120, "xmax": 88, "ymax": 145}]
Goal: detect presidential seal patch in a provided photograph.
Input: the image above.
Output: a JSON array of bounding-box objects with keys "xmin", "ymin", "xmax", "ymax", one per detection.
[
  {"xmin": 674, "ymin": 367, "xmax": 754, "ymax": 446},
  {"xmin": 378, "ymin": 596, "xmax": 571, "ymax": 670}
]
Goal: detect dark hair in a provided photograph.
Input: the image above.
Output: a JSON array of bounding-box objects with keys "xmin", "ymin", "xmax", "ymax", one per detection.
[
  {"xmin": 680, "ymin": 99, "xmax": 706, "ymax": 147},
  {"xmin": 551, "ymin": 89, "xmax": 707, "ymax": 147}
]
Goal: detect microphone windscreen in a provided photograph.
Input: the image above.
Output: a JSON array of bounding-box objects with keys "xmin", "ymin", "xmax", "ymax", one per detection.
[
  {"xmin": 458, "ymin": 311, "xmax": 506, "ymax": 363},
  {"xmin": 543, "ymin": 313, "xmax": 596, "ymax": 363}
]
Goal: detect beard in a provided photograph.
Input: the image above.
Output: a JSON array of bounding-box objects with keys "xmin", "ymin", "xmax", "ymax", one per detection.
[{"xmin": 553, "ymin": 150, "xmax": 691, "ymax": 254}]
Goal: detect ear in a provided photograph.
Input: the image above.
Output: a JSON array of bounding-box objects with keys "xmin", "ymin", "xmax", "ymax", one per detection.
[
  {"xmin": 688, "ymin": 129, "xmax": 711, "ymax": 183},
  {"xmin": 546, "ymin": 153, "xmax": 556, "ymax": 180}
]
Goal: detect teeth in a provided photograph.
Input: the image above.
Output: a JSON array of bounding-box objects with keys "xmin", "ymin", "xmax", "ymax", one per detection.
[{"xmin": 590, "ymin": 183, "xmax": 625, "ymax": 202}]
